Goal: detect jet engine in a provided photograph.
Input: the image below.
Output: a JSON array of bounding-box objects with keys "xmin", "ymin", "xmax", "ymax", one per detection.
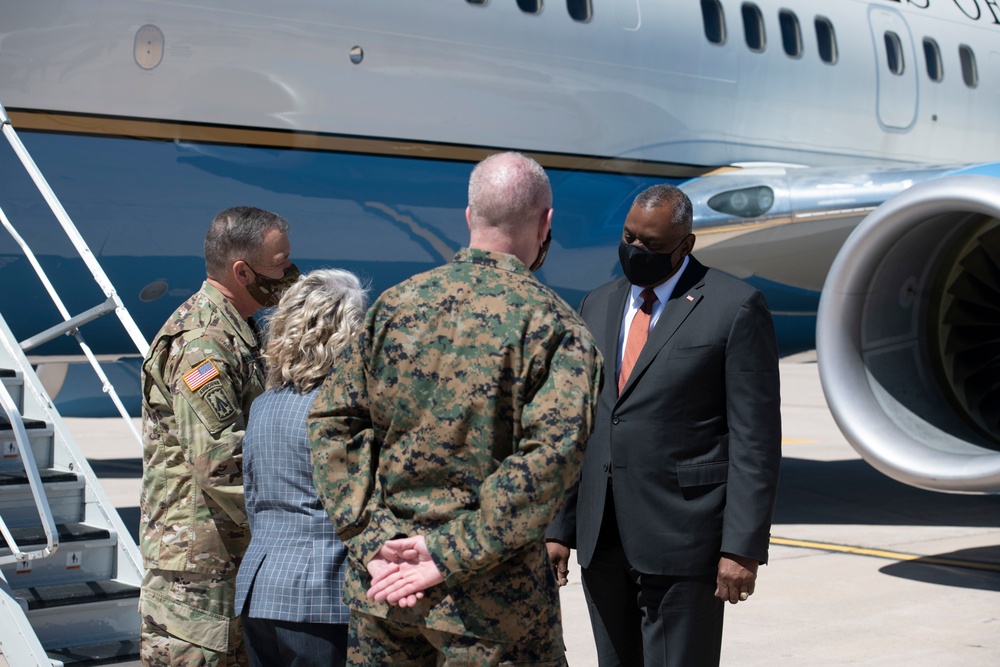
[{"xmin": 817, "ymin": 174, "xmax": 1000, "ymax": 493}]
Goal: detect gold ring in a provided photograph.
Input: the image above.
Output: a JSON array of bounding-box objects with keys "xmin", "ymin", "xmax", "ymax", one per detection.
[{"xmin": 739, "ymin": 591, "xmax": 749, "ymax": 601}]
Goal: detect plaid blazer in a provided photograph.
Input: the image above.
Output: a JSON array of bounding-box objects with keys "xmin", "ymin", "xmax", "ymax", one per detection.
[{"xmin": 235, "ymin": 386, "xmax": 349, "ymax": 623}]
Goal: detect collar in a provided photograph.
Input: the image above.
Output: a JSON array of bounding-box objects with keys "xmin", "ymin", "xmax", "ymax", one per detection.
[
  {"xmin": 628, "ymin": 254, "xmax": 690, "ymax": 306},
  {"xmin": 453, "ymin": 247, "xmax": 532, "ymax": 276},
  {"xmin": 200, "ymin": 281, "xmax": 260, "ymax": 349}
]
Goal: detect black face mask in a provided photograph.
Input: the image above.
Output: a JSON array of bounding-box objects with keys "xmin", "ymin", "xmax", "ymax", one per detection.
[
  {"xmin": 529, "ymin": 230, "xmax": 552, "ymax": 272},
  {"xmin": 618, "ymin": 236, "xmax": 687, "ymax": 287},
  {"xmin": 245, "ymin": 262, "xmax": 301, "ymax": 308}
]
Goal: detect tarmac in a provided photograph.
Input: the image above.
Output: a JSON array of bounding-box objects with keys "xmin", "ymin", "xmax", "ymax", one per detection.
[{"xmin": 36, "ymin": 352, "xmax": 1000, "ymax": 666}]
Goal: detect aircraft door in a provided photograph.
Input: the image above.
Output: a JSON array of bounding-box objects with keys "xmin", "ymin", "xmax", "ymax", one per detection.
[
  {"xmin": 868, "ymin": 7, "xmax": 917, "ymax": 130},
  {"xmin": 992, "ymin": 52, "xmax": 1000, "ymax": 96},
  {"xmin": 614, "ymin": 0, "xmax": 639, "ymax": 30}
]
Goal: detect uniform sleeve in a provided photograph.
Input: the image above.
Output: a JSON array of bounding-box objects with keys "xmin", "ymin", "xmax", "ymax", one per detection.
[
  {"xmin": 309, "ymin": 332, "xmax": 405, "ymax": 567},
  {"xmin": 722, "ymin": 289, "xmax": 782, "ymax": 564},
  {"xmin": 545, "ymin": 293, "xmax": 595, "ymax": 548},
  {"xmin": 173, "ymin": 340, "xmax": 250, "ymax": 527},
  {"xmin": 423, "ymin": 325, "xmax": 603, "ymax": 583},
  {"xmin": 243, "ymin": 417, "xmax": 258, "ymax": 534}
]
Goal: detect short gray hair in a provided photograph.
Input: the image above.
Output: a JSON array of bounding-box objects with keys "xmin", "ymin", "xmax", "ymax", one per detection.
[
  {"xmin": 467, "ymin": 152, "xmax": 552, "ymax": 233},
  {"xmin": 262, "ymin": 269, "xmax": 367, "ymax": 392},
  {"xmin": 633, "ymin": 184, "xmax": 693, "ymax": 235},
  {"xmin": 204, "ymin": 206, "xmax": 290, "ymax": 278}
]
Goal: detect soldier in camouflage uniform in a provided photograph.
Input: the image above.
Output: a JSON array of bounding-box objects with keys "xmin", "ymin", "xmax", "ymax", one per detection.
[
  {"xmin": 139, "ymin": 206, "xmax": 299, "ymax": 667},
  {"xmin": 309, "ymin": 152, "xmax": 603, "ymax": 666}
]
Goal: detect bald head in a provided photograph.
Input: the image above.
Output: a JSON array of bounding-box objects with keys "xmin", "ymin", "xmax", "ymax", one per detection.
[{"xmin": 467, "ymin": 152, "xmax": 552, "ymax": 236}]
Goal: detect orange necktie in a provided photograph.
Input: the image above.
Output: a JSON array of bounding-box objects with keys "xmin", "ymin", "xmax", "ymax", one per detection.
[{"xmin": 619, "ymin": 288, "xmax": 657, "ymax": 394}]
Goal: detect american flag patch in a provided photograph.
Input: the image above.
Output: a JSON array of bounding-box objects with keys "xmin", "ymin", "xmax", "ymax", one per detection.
[
  {"xmin": 183, "ymin": 360, "xmax": 219, "ymax": 391},
  {"xmin": 686, "ymin": 295, "xmax": 694, "ymax": 301}
]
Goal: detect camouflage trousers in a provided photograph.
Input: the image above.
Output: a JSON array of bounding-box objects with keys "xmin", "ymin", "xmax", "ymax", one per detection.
[
  {"xmin": 139, "ymin": 569, "xmax": 248, "ymax": 667},
  {"xmin": 350, "ymin": 611, "xmax": 567, "ymax": 667}
]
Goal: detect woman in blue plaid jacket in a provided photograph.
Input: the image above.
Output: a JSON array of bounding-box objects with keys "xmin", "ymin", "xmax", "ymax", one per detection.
[{"xmin": 235, "ymin": 268, "xmax": 367, "ymax": 667}]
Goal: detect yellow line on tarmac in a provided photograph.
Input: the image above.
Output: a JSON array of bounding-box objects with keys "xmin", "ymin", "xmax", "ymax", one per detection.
[{"xmin": 770, "ymin": 537, "xmax": 1000, "ymax": 573}]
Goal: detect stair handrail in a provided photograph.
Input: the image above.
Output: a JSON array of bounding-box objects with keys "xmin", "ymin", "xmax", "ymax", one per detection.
[
  {"xmin": 0, "ymin": 101, "xmax": 148, "ymax": 444},
  {"xmin": 0, "ymin": 381, "xmax": 58, "ymax": 566}
]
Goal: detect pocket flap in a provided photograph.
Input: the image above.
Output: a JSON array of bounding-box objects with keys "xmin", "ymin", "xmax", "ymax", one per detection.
[
  {"xmin": 140, "ymin": 589, "xmax": 231, "ymax": 653},
  {"xmin": 676, "ymin": 460, "xmax": 729, "ymax": 487}
]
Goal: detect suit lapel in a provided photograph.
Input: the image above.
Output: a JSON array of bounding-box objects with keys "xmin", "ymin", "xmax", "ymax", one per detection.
[
  {"xmin": 617, "ymin": 258, "xmax": 708, "ymax": 402},
  {"xmin": 603, "ymin": 278, "xmax": 631, "ymax": 362},
  {"xmin": 595, "ymin": 279, "xmax": 631, "ymax": 406}
]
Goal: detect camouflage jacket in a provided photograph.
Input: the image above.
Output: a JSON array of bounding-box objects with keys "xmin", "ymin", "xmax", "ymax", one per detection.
[
  {"xmin": 309, "ymin": 248, "xmax": 603, "ymax": 644},
  {"xmin": 140, "ymin": 281, "xmax": 265, "ymax": 576}
]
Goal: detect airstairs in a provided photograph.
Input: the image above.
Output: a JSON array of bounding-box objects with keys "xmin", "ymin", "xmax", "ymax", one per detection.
[{"xmin": 0, "ymin": 102, "xmax": 147, "ymax": 664}]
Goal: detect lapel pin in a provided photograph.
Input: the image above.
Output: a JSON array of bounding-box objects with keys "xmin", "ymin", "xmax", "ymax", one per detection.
[{"xmin": 686, "ymin": 295, "xmax": 694, "ymax": 302}]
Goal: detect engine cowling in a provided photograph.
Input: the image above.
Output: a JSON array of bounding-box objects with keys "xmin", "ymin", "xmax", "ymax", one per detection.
[{"xmin": 817, "ymin": 174, "xmax": 1000, "ymax": 493}]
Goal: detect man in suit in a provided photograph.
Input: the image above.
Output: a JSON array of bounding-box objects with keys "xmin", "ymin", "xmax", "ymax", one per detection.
[{"xmin": 547, "ymin": 183, "xmax": 781, "ymax": 667}]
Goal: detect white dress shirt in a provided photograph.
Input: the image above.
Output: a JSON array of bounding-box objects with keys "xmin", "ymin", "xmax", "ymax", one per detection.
[{"xmin": 616, "ymin": 255, "xmax": 690, "ymax": 379}]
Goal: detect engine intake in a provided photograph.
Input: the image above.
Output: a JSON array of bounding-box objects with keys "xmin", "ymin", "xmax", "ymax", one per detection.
[{"xmin": 817, "ymin": 174, "xmax": 1000, "ymax": 493}]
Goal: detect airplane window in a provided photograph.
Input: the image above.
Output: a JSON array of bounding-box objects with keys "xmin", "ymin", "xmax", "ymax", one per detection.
[
  {"xmin": 517, "ymin": 0, "xmax": 542, "ymax": 13},
  {"xmin": 923, "ymin": 38, "xmax": 943, "ymax": 82},
  {"xmin": 779, "ymin": 10, "xmax": 802, "ymax": 58},
  {"xmin": 742, "ymin": 3, "xmax": 766, "ymax": 52},
  {"xmin": 959, "ymin": 45, "xmax": 978, "ymax": 88},
  {"xmin": 884, "ymin": 32, "xmax": 904, "ymax": 75},
  {"xmin": 567, "ymin": 0, "xmax": 591, "ymax": 22},
  {"xmin": 701, "ymin": 0, "xmax": 726, "ymax": 44},
  {"xmin": 815, "ymin": 17, "xmax": 838, "ymax": 65}
]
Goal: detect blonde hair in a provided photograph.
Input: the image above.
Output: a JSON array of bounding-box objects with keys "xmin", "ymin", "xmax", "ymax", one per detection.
[{"xmin": 263, "ymin": 268, "xmax": 367, "ymax": 392}]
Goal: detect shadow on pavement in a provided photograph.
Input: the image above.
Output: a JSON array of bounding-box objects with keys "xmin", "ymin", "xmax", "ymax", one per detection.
[
  {"xmin": 116, "ymin": 506, "xmax": 140, "ymax": 544},
  {"xmin": 775, "ymin": 457, "xmax": 1000, "ymax": 528},
  {"xmin": 880, "ymin": 546, "xmax": 1000, "ymax": 592},
  {"xmin": 88, "ymin": 458, "xmax": 142, "ymax": 478}
]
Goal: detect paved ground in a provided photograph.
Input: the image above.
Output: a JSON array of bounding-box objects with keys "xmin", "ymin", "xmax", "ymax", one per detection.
[
  {"xmin": 558, "ymin": 355, "xmax": 1000, "ymax": 666},
  {"xmin": 27, "ymin": 353, "xmax": 1000, "ymax": 666}
]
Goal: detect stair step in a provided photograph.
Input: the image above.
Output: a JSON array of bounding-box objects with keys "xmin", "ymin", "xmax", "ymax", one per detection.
[
  {"xmin": 0, "ymin": 467, "xmax": 77, "ymax": 486},
  {"xmin": 0, "ymin": 472, "xmax": 85, "ymax": 526},
  {"xmin": 46, "ymin": 638, "xmax": 141, "ymax": 665},
  {"xmin": 1, "ymin": 522, "xmax": 111, "ymax": 550},
  {"xmin": 24, "ymin": 582, "xmax": 142, "ymax": 658},
  {"xmin": 0, "ymin": 369, "xmax": 24, "ymax": 414},
  {"xmin": 16, "ymin": 579, "xmax": 139, "ymax": 611},
  {"xmin": 0, "ymin": 415, "xmax": 48, "ymax": 430},
  {"xmin": 0, "ymin": 425, "xmax": 56, "ymax": 471}
]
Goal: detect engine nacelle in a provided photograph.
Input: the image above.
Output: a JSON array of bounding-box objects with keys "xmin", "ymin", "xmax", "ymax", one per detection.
[{"xmin": 818, "ymin": 174, "xmax": 1000, "ymax": 493}]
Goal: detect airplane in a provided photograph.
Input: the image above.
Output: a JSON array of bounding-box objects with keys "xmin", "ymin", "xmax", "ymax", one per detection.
[{"xmin": 0, "ymin": 0, "xmax": 998, "ymax": 493}]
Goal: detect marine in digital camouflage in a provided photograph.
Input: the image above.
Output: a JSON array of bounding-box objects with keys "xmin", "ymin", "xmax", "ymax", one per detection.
[
  {"xmin": 309, "ymin": 248, "xmax": 603, "ymax": 656},
  {"xmin": 139, "ymin": 281, "xmax": 264, "ymax": 665},
  {"xmin": 351, "ymin": 610, "xmax": 566, "ymax": 666}
]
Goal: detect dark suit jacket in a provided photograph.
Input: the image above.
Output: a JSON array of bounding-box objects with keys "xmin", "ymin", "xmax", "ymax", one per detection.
[{"xmin": 548, "ymin": 256, "xmax": 781, "ymax": 576}]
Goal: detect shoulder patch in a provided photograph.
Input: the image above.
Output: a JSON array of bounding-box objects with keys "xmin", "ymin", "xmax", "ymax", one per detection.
[
  {"xmin": 182, "ymin": 360, "xmax": 220, "ymax": 392},
  {"xmin": 201, "ymin": 380, "xmax": 237, "ymax": 422}
]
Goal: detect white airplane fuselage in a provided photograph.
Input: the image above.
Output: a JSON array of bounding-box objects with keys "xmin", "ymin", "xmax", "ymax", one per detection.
[
  {"xmin": 5, "ymin": 0, "xmax": 999, "ymax": 166},
  {"xmin": 0, "ymin": 0, "xmax": 998, "ymax": 417}
]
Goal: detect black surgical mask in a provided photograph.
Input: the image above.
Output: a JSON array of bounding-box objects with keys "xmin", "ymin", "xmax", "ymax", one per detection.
[
  {"xmin": 245, "ymin": 262, "xmax": 301, "ymax": 307},
  {"xmin": 617, "ymin": 236, "xmax": 687, "ymax": 287},
  {"xmin": 529, "ymin": 230, "xmax": 552, "ymax": 272}
]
